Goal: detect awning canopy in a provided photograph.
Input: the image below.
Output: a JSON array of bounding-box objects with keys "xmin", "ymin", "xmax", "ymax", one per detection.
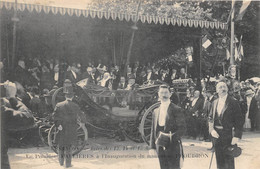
[{"xmin": 0, "ymin": 0, "xmax": 228, "ymax": 30}]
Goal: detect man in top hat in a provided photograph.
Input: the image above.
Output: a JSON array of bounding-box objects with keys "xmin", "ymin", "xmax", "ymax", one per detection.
[
  {"xmin": 52, "ymin": 84, "xmax": 86, "ymax": 168},
  {"xmin": 149, "ymin": 84, "xmax": 186, "ymax": 169},
  {"xmin": 208, "ymin": 81, "xmax": 244, "ymax": 169}
]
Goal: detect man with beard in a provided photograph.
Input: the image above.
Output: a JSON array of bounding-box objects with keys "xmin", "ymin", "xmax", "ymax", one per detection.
[
  {"xmin": 208, "ymin": 81, "xmax": 244, "ymax": 169},
  {"xmin": 149, "ymin": 85, "xmax": 186, "ymax": 169}
]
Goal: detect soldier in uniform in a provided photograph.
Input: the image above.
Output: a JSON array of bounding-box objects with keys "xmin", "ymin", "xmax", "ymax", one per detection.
[
  {"xmin": 149, "ymin": 85, "xmax": 186, "ymax": 169},
  {"xmin": 52, "ymin": 80, "xmax": 86, "ymax": 168},
  {"xmin": 208, "ymin": 81, "xmax": 244, "ymax": 169}
]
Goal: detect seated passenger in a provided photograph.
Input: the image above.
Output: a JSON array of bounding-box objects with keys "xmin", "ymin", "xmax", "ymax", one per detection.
[
  {"xmin": 118, "ymin": 77, "xmax": 127, "ymax": 90},
  {"xmin": 125, "ymin": 77, "xmax": 136, "ymax": 90},
  {"xmin": 100, "ymin": 72, "xmax": 112, "ymax": 89}
]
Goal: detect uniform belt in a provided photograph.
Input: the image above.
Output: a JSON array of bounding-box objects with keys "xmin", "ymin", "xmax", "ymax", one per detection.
[{"xmin": 215, "ymin": 126, "xmax": 224, "ymax": 129}]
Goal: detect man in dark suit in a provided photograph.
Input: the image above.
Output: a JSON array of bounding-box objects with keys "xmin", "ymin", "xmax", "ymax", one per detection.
[
  {"xmin": 208, "ymin": 81, "xmax": 244, "ymax": 169},
  {"xmin": 117, "ymin": 76, "xmax": 127, "ymax": 89},
  {"xmin": 53, "ymin": 91, "xmax": 86, "ymax": 168},
  {"xmin": 81, "ymin": 67, "xmax": 95, "ymax": 84},
  {"xmin": 186, "ymin": 90, "xmax": 204, "ymax": 139},
  {"xmin": 145, "ymin": 67, "xmax": 155, "ymax": 83},
  {"xmin": 160, "ymin": 69, "xmax": 171, "ymax": 84},
  {"xmin": 66, "ymin": 64, "xmax": 80, "ymax": 84},
  {"xmin": 149, "ymin": 85, "xmax": 186, "ymax": 169},
  {"xmin": 136, "ymin": 70, "xmax": 147, "ymax": 85}
]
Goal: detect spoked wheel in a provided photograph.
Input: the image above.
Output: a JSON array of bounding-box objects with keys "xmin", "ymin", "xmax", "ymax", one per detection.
[
  {"xmin": 122, "ymin": 120, "xmax": 143, "ymax": 143},
  {"xmin": 140, "ymin": 102, "xmax": 160, "ymax": 145},
  {"xmin": 48, "ymin": 123, "xmax": 88, "ymax": 155},
  {"xmin": 52, "ymin": 87, "xmax": 66, "ymax": 109},
  {"xmin": 38, "ymin": 124, "xmax": 52, "ymax": 146}
]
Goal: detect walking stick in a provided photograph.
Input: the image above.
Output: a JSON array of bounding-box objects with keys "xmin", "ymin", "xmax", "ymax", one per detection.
[
  {"xmin": 208, "ymin": 138, "xmax": 216, "ymax": 169},
  {"xmin": 208, "ymin": 150, "xmax": 214, "ymax": 169}
]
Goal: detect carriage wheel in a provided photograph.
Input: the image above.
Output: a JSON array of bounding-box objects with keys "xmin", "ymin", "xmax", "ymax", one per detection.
[
  {"xmin": 122, "ymin": 120, "xmax": 143, "ymax": 143},
  {"xmin": 140, "ymin": 102, "xmax": 160, "ymax": 145},
  {"xmin": 51, "ymin": 87, "xmax": 65, "ymax": 109},
  {"xmin": 48, "ymin": 123, "xmax": 88, "ymax": 155},
  {"xmin": 38, "ymin": 125, "xmax": 51, "ymax": 146}
]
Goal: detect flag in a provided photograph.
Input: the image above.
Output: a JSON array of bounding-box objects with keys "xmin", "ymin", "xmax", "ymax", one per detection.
[
  {"xmin": 238, "ymin": 36, "xmax": 244, "ymax": 61},
  {"xmin": 235, "ymin": 0, "xmax": 252, "ymax": 21},
  {"xmin": 234, "ymin": 36, "xmax": 239, "ymax": 43},
  {"xmin": 202, "ymin": 36, "xmax": 212, "ymax": 49},
  {"xmin": 187, "ymin": 55, "xmax": 193, "ymax": 62},
  {"xmin": 226, "ymin": 48, "xmax": 231, "ymax": 60},
  {"xmin": 227, "ymin": 0, "xmax": 236, "ymax": 23},
  {"xmin": 234, "ymin": 45, "xmax": 239, "ymax": 61}
]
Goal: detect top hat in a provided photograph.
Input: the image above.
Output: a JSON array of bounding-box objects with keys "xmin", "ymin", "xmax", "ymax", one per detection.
[{"xmin": 225, "ymin": 144, "xmax": 242, "ymax": 158}]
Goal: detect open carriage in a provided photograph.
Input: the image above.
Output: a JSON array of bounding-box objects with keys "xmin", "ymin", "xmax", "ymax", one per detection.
[{"xmin": 38, "ymin": 79, "xmax": 167, "ymax": 155}]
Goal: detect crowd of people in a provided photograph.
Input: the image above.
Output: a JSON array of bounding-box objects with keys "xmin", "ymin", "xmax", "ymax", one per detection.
[
  {"xmin": 1, "ymin": 57, "xmax": 260, "ymax": 169},
  {"xmin": 8, "ymin": 57, "xmax": 190, "ymax": 91},
  {"xmin": 181, "ymin": 77, "xmax": 260, "ymax": 143},
  {"xmin": 2, "ymin": 56, "xmax": 260, "ymax": 135}
]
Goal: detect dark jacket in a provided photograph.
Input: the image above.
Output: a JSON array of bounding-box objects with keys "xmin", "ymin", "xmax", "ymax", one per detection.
[
  {"xmin": 117, "ymin": 82, "xmax": 127, "ymax": 89},
  {"xmin": 53, "ymin": 100, "xmax": 86, "ymax": 146},
  {"xmin": 248, "ymin": 97, "xmax": 259, "ymax": 120},
  {"xmin": 188, "ymin": 97, "xmax": 204, "ymax": 117},
  {"xmin": 159, "ymin": 73, "xmax": 171, "ymax": 84},
  {"xmin": 81, "ymin": 72, "xmax": 95, "ymax": 84},
  {"xmin": 66, "ymin": 70, "xmax": 79, "ymax": 83},
  {"xmin": 150, "ymin": 103, "xmax": 186, "ymax": 149},
  {"xmin": 150, "ymin": 102, "xmax": 186, "ymax": 169},
  {"xmin": 208, "ymin": 95, "xmax": 244, "ymax": 139}
]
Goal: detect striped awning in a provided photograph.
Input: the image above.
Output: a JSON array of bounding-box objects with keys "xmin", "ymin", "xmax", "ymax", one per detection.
[{"xmin": 0, "ymin": 0, "xmax": 228, "ymax": 30}]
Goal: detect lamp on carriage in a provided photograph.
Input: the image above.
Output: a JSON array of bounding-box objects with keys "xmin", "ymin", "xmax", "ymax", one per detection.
[{"xmin": 63, "ymin": 79, "xmax": 73, "ymax": 94}]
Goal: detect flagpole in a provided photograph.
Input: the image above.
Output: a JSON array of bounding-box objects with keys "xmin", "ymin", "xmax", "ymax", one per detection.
[
  {"xmin": 230, "ymin": 0, "xmax": 235, "ymax": 65},
  {"xmin": 11, "ymin": 0, "xmax": 19, "ymax": 70}
]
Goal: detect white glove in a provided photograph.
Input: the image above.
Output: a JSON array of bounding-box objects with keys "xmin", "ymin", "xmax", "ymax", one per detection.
[
  {"xmin": 210, "ymin": 130, "xmax": 219, "ymax": 139},
  {"xmin": 149, "ymin": 149, "xmax": 157, "ymax": 157},
  {"xmin": 58, "ymin": 125, "xmax": 63, "ymax": 131},
  {"xmin": 231, "ymin": 137, "xmax": 239, "ymax": 145}
]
